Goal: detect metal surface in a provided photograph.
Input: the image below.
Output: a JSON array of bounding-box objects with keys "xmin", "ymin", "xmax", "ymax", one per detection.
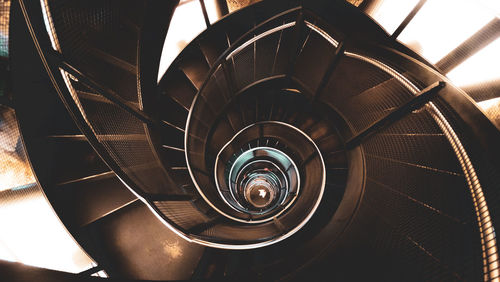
[
  {"xmin": 345, "ymin": 81, "xmax": 445, "ymax": 149},
  {"xmin": 226, "ymin": 148, "xmax": 295, "ymax": 214},
  {"xmin": 290, "ymin": 18, "xmax": 496, "ymax": 277},
  {"xmin": 188, "ymin": 120, "xmax": 325, "ymax": 244},
  {"xmin": 289, "ymin": 18, "xmax": 495, "ymax": 280},
  {"xmin": 11, "ymin": 0, "xmax": 500, "ymax": 279},
  {"xmin": 15, "ymin": 0, "xmax": 209, "ymax": 277}
]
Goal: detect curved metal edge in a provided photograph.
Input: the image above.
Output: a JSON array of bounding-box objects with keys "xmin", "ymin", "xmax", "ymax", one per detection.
[
  {"xmin": 349, "ymin": 47, "xmax": 498, "ymax": 282},
  {"xmin": 426, "ymin": 102, "xmax": 499, "ymax": 281},
  {"xmin": 182, "ymin": 7, "xmax": 308, "ymax": 249},
  {"xmin": 20, "ymin": 0, "xmax": 196, "ymax": 246},
  {"xmin": 226, "ymin": 21, "xmax": 296, "ymax": 60},
  {"xmin": 136, "ymin": 1, "xmax": 189, "ymax": 199},
  {"xmin": 40, "ymin": 0, "xmax": 96, "ymax": 133},
  {"xmin": 39, "ymin": 0, "xmax": 59, "ymax": 51},
  {"xmin": 228, "ymin": 151, "xmax": 291, "ymax": 211},
  {"xmin": 188, "ymin": 121, "xmax": 325, "ymax": 249},
  {"xmin": 311, "ymin": 23, "xmax": 498, "ymax": 281},
  {"xmin": 157, "ymin": 3, "xmax": 301, "ymax": 85},
  {"xmin": 281, "ymin": 144, "xmax": 366, "ymax": 280},
  {"xmin": 232, "ymin": 158, "xmax": 288, "ymax": 212},
  {"xmin": 304, "ymin": 20, "xmax": 338, "ymax": 47},
  {"xmin": 213, "ymin": 124, "xmax": 302, "ymax": 224},
  {"xmin": 33, "ymin": 0, "xmax": 497, "ymax": 262},
  {"xmin": 42, "ymin": 0, "xmax": 183, "ymax": 205},
  {"xmin": 37, "ymin": 2, "xmax": 318, "ymax": 250}
]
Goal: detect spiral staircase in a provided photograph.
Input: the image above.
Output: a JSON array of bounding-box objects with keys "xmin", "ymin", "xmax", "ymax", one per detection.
[{"xmin": 5, "ymin": 0, "xmax": 500, "ymax": 281}]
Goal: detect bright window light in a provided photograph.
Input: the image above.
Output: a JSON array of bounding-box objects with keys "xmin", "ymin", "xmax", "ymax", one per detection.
[
  {"xmin": 447, "ymin": 37, "xmax": 500, "ymax": 87},
  {"xmin": 205, "ymin": 0, "xmax": 221, "ymax": 24},
  {"xmin": 0, "ymin": 240, "xmax": 17, "ymax": 262},
  {"xmin": 157, "ymin": 0, "xmax": 227, "ymax": 82},
  {"xmin": 158, "ymin": 0, "xmax": 208, "ymax": 82},
  {"xmin": 366, "ymin": 0, "xmax": 421, "ymax": 35},
  {"xmin": 477, "ymin": 0, "xmax": 500, "ymax": 15},
  {"xmin": 397, "ymin": 0, "xmax": 495, "ymax": 63},
  {"xmin": 0, "ymin": 186, "xmax": 96, "ymax": 273},
  {"xmin": 0, "ymin": 107, "xmax": 96, "ymax": 273}
]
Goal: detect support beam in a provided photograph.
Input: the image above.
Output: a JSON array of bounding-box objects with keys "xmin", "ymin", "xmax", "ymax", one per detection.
[
  {"xmin": 49, "ymin": 52, "xmax": 181, "ymax": 134},
  {"xmin": 390, "ymin": 0, "xmax": 427, "ymax": 39},
  {"xmin": 77, "ymin": 266, "xmax": 102, "ymax": 277},
  {"xmin": 436, "ymin": 17, "xmax": 500, "ymax": 74},
  {"xmin": 162, "ymin": 144, "xmax": 185, "ymax": 152},
  {"xmin": 346, "ymin": 81, "xmax": 445, "ymax": 149},
  {"xmin": 313, "ymin": 40, "xmax": 345, "ymax": 101},
  {"xmin": 199, "ymin": 0, "xmax": 211, "ymax": 28},
  {"xmin": 50, "ymin": 52, "xmax": 157, "ymax": 126}
]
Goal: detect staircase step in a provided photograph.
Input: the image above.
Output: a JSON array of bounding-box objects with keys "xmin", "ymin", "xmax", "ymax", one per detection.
[
  {"xmin": 160, "ymin": 145, "xmax": 187, "ymax": 168},
  {"xmin": 82, "ymin": 201, "xmax": 205, "ymax": 280},
  {"xmin": 87, "ymin": 24, "xmax": 138, "ymax": 67},
  {"xmin": 335, "ymin": 78, "xmax": 414, "ymax": 132},
  {"xmin": 319, "ymin": 56, "xmax": 392, "ymax": 105},
  {"xmin": 157, "ymin": 95, "xmax": 189, "ymax": 131},
  {"xmin": 177, "ymin": 46, "xmax": 211, "ymax": 90},
  {"xmin": 159, "ymin": 68, "xmax": 198, "ymax": 111},
  {"xmin": 198, "ymin": 29, "xmax": 230, "ymax": 66},
  {"xmin": 88, "ymin": 48, "xmax": 137, "ymax": 75},
  {"xmin": 56, "ymin": 174, "xmax": 136, "ymax": 227},
  {"xmin": 75, "ymin": 55, "xmax": 138, "ymax": 102},
  {"xmin": 47, "ymin": 138, "xmax": 110, "ymax": 184}
]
